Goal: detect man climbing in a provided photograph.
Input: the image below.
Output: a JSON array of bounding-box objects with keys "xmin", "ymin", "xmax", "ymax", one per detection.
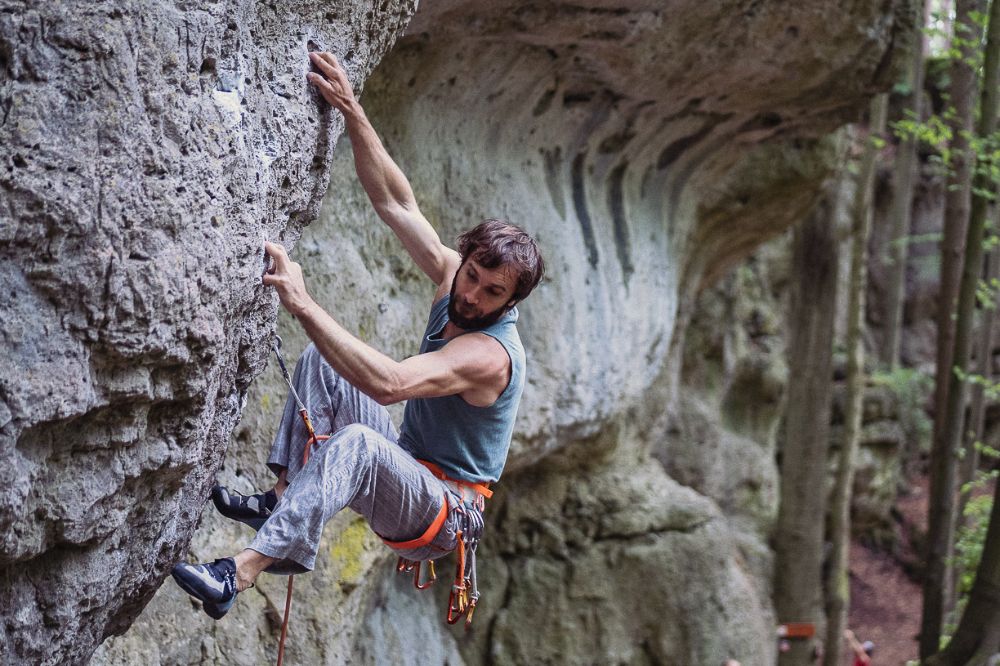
[{"xmin": 170, "ymin": 51, "xmax": 544, "ymax": 619}]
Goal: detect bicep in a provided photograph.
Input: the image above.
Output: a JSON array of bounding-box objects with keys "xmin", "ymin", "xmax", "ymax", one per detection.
[{"xmin": 377, "ymin": 201, "xmax": 461, "ymax": 285}]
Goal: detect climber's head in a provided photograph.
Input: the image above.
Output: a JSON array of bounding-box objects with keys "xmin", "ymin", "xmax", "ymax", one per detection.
[{"xmin": 448, "ymin": 219, "xmax": 544, "ymax": 329}]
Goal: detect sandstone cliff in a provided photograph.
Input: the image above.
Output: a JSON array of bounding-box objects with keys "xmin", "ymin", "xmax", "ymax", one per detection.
[
  {"xmin": 0, "ymin": 2, "xmax": 414, "ymax": 663},
  {"xmin": 1, "ymin": 1, "xmax": 914, "ymax": 664}
]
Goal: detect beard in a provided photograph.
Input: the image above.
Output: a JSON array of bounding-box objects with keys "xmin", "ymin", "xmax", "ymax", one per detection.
[{"xmin": 448, "ymin": 279, "xmax": 510, "ymax": 330}]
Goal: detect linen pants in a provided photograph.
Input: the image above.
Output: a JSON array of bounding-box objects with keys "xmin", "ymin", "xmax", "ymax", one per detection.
[{"xmin": 248, "ymin": 343, "xmax": 460, "ymax": 574}]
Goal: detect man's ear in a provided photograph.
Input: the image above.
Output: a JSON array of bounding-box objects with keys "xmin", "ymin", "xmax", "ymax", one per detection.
[{"xmin": 506, "ymin": 299, "xmax": 518, "ymax": 310}]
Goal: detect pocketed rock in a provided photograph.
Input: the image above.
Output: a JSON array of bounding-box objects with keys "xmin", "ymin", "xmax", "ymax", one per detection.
[{"xmin": 0, "ymin": 1, "xmax": 413, "ymax": 663}]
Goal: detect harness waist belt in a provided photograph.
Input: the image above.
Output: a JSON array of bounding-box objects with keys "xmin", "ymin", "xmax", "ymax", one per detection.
[
  {"xmin": 381, "ymin": 460, "xmax": 492, "ymax": 551},
  {"xmin": 418, "ymin": 460, "xmax": 493, "ymax": 499}
]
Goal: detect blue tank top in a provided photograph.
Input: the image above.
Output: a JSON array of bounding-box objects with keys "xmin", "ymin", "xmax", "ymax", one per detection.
[{"xmin": 397, "ymin": 295, "xmax": 525, "ymax": 483}]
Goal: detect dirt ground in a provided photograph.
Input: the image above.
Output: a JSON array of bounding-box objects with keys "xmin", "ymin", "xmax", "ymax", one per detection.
[
  {"xmin": 848, "ymin": 535, "xmax": 922, "ymax": 665},
  {"xmin": 847, "ymin": 473, "xmax": 993, "ymax": 666},
  {"xmin": 847, "ymin": 473, "xmax": 928, "ymax": 665}
]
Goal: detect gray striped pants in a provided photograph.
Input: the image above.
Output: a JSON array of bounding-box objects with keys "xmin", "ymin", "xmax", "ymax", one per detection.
[{"xmin": 248, "ymin": 343, "xmax": 461, "ymax": 574}]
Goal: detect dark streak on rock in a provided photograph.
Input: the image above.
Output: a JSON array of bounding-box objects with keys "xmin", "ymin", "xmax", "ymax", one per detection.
[
  {"xmin": 542, "ymin": 147, "xmax": 566, "ymax": 220},
  {"xmin": 598, "ymin": 127, "xmax": 636, "ymax": 154},
  {"xmin": 583, "ymin": 30, "xmax": 626, "ymax": 41},
  {"xmin": 571, "ymin": 151, "xmax": 599, "ymax": 268},
  {"xmin": 532, "ymin": 87, "xmax": 556, "ymax": 117},
  {"xmin": 657, "ymin": 120, "xmax": 716, "ymax": 170},
  {"xmin": 738, "ymin": 111, "xmax": 782, "ymax": 133},
  {"xmin": 607, "ymin": 163, "xmax": 633, "ymax": 283},
  {"xmin": 666, "ymin": 128, "xmax": 734, "ymax": 232},
  {"xmin": 657, "ymin": 111, "xmax": 734, "ymax": 173},
  {"xmin": 563, "ymin": 90, "xmax": 594, "ymax": 107}
]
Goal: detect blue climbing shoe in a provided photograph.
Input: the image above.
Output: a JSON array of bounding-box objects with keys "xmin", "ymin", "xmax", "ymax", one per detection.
[
  {"xmin": 171, "ymin": 557, "xmax": 238, "ymax": 619},
  {"xmin": 211, "ymin": 485, "xmax": 277, "ymax": 530}
]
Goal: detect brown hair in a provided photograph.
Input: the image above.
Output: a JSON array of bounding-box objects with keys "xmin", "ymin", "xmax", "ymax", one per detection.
[{"xmin": 457, "ymin": 219, "xmax": 545, "ymax": 303}]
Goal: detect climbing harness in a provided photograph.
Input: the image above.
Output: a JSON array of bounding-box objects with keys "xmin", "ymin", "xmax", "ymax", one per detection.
[
  {"xmin": 390, "ymin": 461, "xmax": 491, "ymax": 629},
  {"xmin": 270, "ymin": 336, "xmax": 329, "ymax": 666}
]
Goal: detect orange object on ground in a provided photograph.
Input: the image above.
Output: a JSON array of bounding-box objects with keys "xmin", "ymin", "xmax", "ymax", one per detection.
[{"xmin": 777, "ymin": 622, "xmax": 816, "ymax": 638}]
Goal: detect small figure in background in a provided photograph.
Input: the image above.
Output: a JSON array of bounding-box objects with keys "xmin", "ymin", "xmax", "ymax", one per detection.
[{"xmin": 845, "ymin": 629, "xmax": 875, "ymax": 665}]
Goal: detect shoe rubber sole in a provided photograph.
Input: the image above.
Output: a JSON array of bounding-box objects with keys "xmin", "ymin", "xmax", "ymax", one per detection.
[
  {"xmin": 211, "ymin": 486, "xmax": 269, "ymax": 531},
  {"xmin": 171, "ymin": 567, "xmax": 236, "ymax": 620}
]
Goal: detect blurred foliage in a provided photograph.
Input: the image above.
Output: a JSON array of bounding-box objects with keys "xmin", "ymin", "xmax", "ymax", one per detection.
[
  {"xmin": 871, "ymin": 367, "xmax": 935, "ymax": 453},
  {"xmin": 946, "ymin": 448, "xmax": 998, "ymax": 636}
]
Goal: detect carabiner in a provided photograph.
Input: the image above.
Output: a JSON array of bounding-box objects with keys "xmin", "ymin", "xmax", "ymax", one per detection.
[{"xmin": 396, "ymin": 557, "xmax": 437, "ymax": 590}]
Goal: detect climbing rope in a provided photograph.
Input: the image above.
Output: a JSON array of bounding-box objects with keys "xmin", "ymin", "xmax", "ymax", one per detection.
[{"xmin": 271, "ymin": 336, "xmax": 329, "ymax": 666}]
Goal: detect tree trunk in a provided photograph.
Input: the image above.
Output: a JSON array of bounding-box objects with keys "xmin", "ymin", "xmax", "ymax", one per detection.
[
  {"xmin": 958, "ymin": 243, "xmax": 999, "ymax": 525},
  {"xmin": 941, "ymin": 0, "xmax": 955, "ymax": 51},
  {"xmin": 775, "ymin": 198, "xmax": 841, "ymax": 666},
  {"xmin": 883, "ymin": 1, "xmax": 927, "ymax": 368},
  {"xmin": 922, "ymin": 0, "xmax": 986, "ymax": 657},
  {"xmin": 925, "ymin": 476, "xmax": 1000, "ymax": 665},
  {"xmin": 923, "ymin": 0, "xmax": 996, "ymax": 657},
  {"xmin": 932, "ymin": 0, "xmax": 981, "ymax": 449},
  {"xmin": 824, "ymin": 96, "xmax": 887, "ymax": 666}
]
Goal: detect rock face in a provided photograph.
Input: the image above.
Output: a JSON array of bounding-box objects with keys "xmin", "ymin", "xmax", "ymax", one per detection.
[
  {"xmin": 0, "ymin": 1, "xmax": 414, "ymax": 663},
  {"xmin": 2, "ymin": 0, "xmax": 916, "ymax": 664}
]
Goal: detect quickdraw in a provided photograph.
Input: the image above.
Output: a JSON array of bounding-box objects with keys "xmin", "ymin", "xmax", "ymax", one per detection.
[
  {"xmin": 447, "ymin": 499, "xmax": 484, "ymax": 627},
  {"xmin": 396, "ymin": 558, "xmax": 437, "ymax": 590},
  {"xmin": 271, "ymin": 336, "xmax": 330, "ymax": 666}
]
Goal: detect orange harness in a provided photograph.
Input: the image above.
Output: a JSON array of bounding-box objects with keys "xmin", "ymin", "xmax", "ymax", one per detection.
[
  {"xmin": 381, "ymin": 460, "xmax": 491, "ymax": 550},
  {"xmin": 385, "ymin": 460, "xmax": 492, "ymax": 628}
]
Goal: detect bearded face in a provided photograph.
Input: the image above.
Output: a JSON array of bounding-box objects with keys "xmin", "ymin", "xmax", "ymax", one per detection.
[
  {"xmin": 448, "ymin": 279, "xmax": 511, "ymax": 329},
  {"xmin": 447, "ymin": 258, "xmax": 516, "ymax": 330}
]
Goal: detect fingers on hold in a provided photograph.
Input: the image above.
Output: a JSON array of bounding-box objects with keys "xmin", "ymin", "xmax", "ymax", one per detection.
[
  {"xmin": 313, "ymin": 76, "xmax": 336, "ymax": 95},
  {"xmin": 310, "ymin": 52, "xmax": 337, "ymax": 78},
  {"xmin": 265, "ymin": 242, "xmax": 290, "ymax": 268}
]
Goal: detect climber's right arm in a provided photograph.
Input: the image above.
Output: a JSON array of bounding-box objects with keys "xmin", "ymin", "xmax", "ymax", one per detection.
[{"xmin": 306, "ymin": 52, "xmax": 460, "ymax": 287}]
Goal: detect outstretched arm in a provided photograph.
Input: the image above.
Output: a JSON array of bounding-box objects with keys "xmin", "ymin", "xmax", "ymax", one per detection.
[
  {"xmin": 843, "ymin": 630, "xmax": 869, "ymax": 664},
  {"xmin": 263, "ymin": 243, "xmax": 508, "ymax": 406},
  {"xmin": 307, "ymin": 51, "xmax": 460, "ymax": 289}
]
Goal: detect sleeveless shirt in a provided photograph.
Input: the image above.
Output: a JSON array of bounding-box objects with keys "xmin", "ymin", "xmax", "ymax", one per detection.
[{"xmin": 397, "ymin": 295, "xmax": 525, "ymax": 483}]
